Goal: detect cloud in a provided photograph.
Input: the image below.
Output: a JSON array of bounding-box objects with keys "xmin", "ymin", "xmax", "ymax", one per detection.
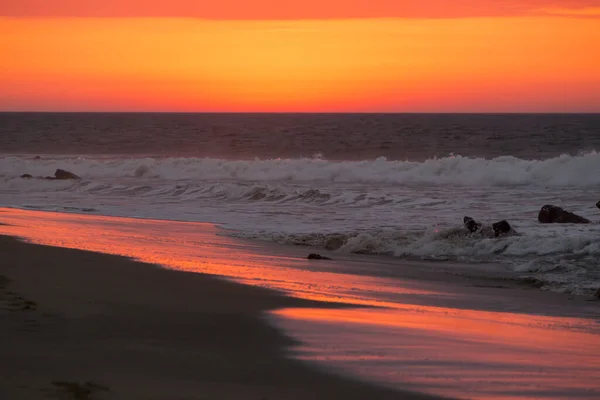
[
  {"xmin": 2, "ymin": 0, "xmax": 600, "ymax": 19},
  {"xmin": 539, "ymin": 6, "xmax": 600, "ymax": 16}
]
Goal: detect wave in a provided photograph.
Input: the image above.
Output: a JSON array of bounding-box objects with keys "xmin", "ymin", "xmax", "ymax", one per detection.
[
  {"xmin": 229, "ymin": 227, "xmax": 600, "ymax": 295},
  {"xmin": 1, "ymin": 152, "xmax": 600, "ymax": 187},
  {"xmin": 230, "ymin": 227, "xmax": 600, "ymax": 259}
]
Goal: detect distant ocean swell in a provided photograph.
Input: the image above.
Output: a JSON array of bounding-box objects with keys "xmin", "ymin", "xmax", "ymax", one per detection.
[{"xmin": 1, "ymin": 151, "xmax": 600, "ymax": 187}]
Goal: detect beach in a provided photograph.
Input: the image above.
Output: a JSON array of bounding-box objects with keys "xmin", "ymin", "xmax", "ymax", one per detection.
[
  {"xmin": 1, "ymin": 208, "xmax": 599, "ymax": 400},
  {"xmin": 0, "ymin": 232, "xmax": 444, "ymax": 400}
]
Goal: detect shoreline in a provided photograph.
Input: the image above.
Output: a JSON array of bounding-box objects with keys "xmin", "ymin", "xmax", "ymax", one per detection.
[
  {"xmin": 0, "ymin": 207, "xmax": 598, "ymax": 316},
  {"xmin": 0, "ymin": 234, "xmax": 442, "ymax": 400},
  {"xmin": 1, "ymin": 208, "xmax": 599, "ymax": 399},
  {"xmin": 2, "ymin": 204, "xmax": 599, "ymax": 299}
]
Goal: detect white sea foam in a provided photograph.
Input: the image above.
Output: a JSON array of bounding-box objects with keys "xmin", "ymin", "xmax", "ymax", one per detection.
[{"xmin": 1, "ymin": 152, "xmax": 600, "ymax": 187}]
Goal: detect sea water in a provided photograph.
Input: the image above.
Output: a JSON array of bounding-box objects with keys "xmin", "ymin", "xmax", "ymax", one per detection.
[{"xmin": 1, "ymin": 113, "xmax": 599, "ymax": 294}]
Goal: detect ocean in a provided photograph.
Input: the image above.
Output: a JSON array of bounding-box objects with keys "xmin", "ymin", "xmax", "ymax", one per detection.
[{"xmin": 1, "ymin": 112, "xmax": 600, "ymax": 295}]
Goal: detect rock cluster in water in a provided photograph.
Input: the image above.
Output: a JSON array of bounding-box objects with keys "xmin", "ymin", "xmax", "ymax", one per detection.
[
  {"xmin": 538, "ymin": 205, "xmax": 590, "ymax": 224},
  {"xmin": 463, "ymin": 216, "xmax": 515, "ymax": 237},
  {"xmin": 20, "ymin": 169, "xmax": 81, "ymax": 180}
]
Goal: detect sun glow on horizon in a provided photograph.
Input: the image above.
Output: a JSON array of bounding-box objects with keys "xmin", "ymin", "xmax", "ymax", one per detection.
[{"xmin": 1, "ymin": 16, "xmax": 599, "ymax": 112}]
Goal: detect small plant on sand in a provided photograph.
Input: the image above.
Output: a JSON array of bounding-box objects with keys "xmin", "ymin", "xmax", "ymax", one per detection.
[
  {"xmin": 0, "ymin": 274, "xmax": 10, "ymax": 288},
  {"xmin": 51, "ymin": 381, "xmax": 109, "ymax": 400}
]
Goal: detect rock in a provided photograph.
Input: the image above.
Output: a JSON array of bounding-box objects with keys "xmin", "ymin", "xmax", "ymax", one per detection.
[
  {"xmin": 492, "ymin": 220, "xmax": 513, "ymax": 237},
  {"xmin": 463, "ymin": 216, "xmax": 481, "ymax": 233},
  {"xmin": 538, "ymin": 205, "xmax": 590, "ymax": 224},
  {"xmin": 307, "ymin": 253, "xmax": 332, "ymax": 260},
  {"xmin": 595, "ymin": 288, "xmax": 600, "ymax": 298},
  {"xmin": 34, "ymin": 156, "xmax": 41, "ymax": 160},
  {"xmin": 464, "ymin": 216, "xmax": 516, "ymax": 237},
  {"xmin": 40, "ymin": 169, "xmax": 81, "ymax": 180},
  {"xmin": 20, "ymin": 174, "xmax": 33, "ymax": 179},
  {"xmin": 53, "ymin": 169, "xmax": 81, "ymax": 180},
  {"xmin": 596, "ymin": 200, "xmax": 600, "ymax": 209}
]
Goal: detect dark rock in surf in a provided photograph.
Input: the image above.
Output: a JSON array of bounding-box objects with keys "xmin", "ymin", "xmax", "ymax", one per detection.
[
  {"xmin": 463, "ymin": 216, "xmax": 481, "ymax": 233},
  {"xmin": 492, "ymin": 220, "xmax": 513, "ymax": 237},
  {"xmin": 41, "ymin": 169, "xmax": 81, "ymax": 180},
  {"xmin": 53, "ymin": 169, "xmax": 81, "ymax": 180},
  {"xmin": 594, "ymin": 288, "xmax": 600, "ymax": 299},
  {"xmin": 596, "ymin": 200, "xmax": 600, "ymax": 210},
  {"xmin": 464, "ymin": 216, "xmax": 516, "ymax": 237},
  {"xmin": 20, "ymin": 174, "xmax": 33, "ymax": 179},
  {"xmin": 538, "ymin": 205, "xmax": 590, "ymax": 224},
  {"xmin": 307, "ymin": 253, "xmax": 332, "ymax": 260}
]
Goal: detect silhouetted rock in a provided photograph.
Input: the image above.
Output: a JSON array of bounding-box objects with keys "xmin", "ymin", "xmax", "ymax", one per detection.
[
  {"xmin": 20, "ymin": 174, "xmax": 33, "ymax": 179},
  {"xmin": 594, "ymin": 288, "xmax": 600, "ymax": 298},
  {"xmin": 53, "ymin": 169, "xmax": 81, "ymax": 180},
  {"xmin": 464, "ymin": 216, "xmax": 516, "ymax": 237},
  {"xmin": 538, "ymin": 205, "xmax": 590, "ymax": 224},
  {"xmin": 492, "ymin": 220, "xmax": 513, "ymax": 237},
  {"xmin": 463, "ymin": 216, "xmax": 481, "ymax": 233},
  {"xmin": 596, "ymin": 200, "xmax": 600, "ymax": 210},
  {"xmin": 307, "ymin": 253, "xmax": 332, "ymax": 260},
  {"xmin": 33, "ymin": 156, "xmax": 41, "ymax": 160},
  {"xmin": 40, "ymin": 169, "xmax": 81, "ymax": 180}
]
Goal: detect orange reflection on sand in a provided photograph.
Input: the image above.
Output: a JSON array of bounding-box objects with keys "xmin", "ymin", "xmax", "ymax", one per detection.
[
  {"xmin": 276, "ymin": 306, "xmax": 599, "ymax": 353},
  {"xmin": 0, "ymin": 208, "xmax": 438, "ymax": 307},
  {"xmin": 273, "ymin": 307, "xmax": 600, "ymax": 399}
]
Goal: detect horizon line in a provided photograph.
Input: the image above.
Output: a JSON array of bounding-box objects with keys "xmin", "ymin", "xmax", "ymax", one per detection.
[{"xmin": 1, "ymin": 111, "xmax": 599, "ymax": 115}]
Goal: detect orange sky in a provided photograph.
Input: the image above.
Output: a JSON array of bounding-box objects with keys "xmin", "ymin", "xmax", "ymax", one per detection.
[{"xmin": 1, "ymin": 1, "xmax": 599, "ymax": 112}]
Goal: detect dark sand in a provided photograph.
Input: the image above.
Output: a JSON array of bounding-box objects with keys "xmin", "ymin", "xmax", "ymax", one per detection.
[{"xmin": 0, "ymin": 235, "xmax": 443, "ymax": 400}]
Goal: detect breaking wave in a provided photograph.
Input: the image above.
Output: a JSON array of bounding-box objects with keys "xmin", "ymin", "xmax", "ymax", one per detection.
[
  {"xmin": 1, "ymin": 151, "xmax": 600, "ymax": 187},
  {"xmin": 229, "ymin": 227, "xmax": 600, "ymax": 295}
]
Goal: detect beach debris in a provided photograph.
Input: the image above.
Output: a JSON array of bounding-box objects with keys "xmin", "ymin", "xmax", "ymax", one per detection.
[
  {"xmin": 307, "ymin": 253, "xmax": 332, "ymax": 260},
  {"xmin": 538, "ymin": 205, "xmax": 590, "ymax": 224}
]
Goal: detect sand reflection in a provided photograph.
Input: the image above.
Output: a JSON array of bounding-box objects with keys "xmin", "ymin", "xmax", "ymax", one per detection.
[
  {"xmin": 273, "ymin": 307, "xmax": 600, "ymax": 399},
  {"xmin": 0, "ymin": 208, "xmax": 436, "ymax": 307}
]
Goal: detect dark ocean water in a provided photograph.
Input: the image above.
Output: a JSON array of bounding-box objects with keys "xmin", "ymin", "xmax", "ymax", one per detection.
[{"xmin": 1, "ymin": 113, "xmax": 599, "ymax": 160}]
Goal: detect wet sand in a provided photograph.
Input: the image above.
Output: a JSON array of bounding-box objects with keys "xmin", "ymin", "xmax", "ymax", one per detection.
[
  {"xmin": 0, "ymin": 208, "xmax": 599, "ymax": 399},
  {"xmin": 0, "ymin": 235, "xmax": 442, "ymax": 400}
]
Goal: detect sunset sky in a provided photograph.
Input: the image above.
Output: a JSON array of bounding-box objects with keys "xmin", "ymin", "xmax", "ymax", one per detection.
[{"xmin": 1, "ymin": 1, "xmax": 599, "ymax": 112}]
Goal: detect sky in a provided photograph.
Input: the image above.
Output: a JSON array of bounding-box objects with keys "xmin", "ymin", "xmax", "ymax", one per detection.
[{"xmin": 1, "ymin": 1, "xmax": 599, "ymax": 112}]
